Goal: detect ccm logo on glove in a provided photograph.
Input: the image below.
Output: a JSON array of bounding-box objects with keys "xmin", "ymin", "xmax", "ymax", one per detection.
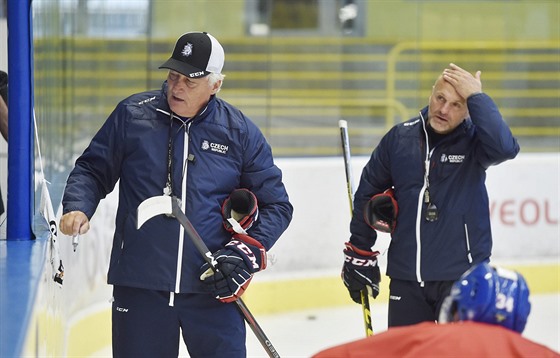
[
  {"xmin": 342, "ymin": 242, "xmax": 381, "ymax": 304},
  {"xmin": 226, "ymin": 239, "xmax": 260, "ymax": 270},
  {"xmin": 344, "ymin": 255, "xmax": 377, "ymax": 267},
  {"xmin": 200, "ymin": 234, "xmax": 267, "ymax": 303}
]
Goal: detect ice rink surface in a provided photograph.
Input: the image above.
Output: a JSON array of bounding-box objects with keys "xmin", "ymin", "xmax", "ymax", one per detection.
[
  {"xmin": 93, "ymin": 293, "xmax": 557, "ymax": 357},
  {"xmin": 245, "ymin": 293, "xmax": 559, "ymax": 358}
]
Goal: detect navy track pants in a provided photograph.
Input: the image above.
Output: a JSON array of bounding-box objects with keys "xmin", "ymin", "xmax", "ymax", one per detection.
[
  {"xmin": 388, "ymin": 278, "xmax": 455, "ymax": 327},
  {"xmin": 112, "ymin": 285, "xmax": 246, "ymax": 358}
]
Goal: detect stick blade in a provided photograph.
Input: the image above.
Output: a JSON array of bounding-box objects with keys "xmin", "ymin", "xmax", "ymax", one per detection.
[{"xmin": 136, "ymin": 195, "xmax": 173, "ymax": 229}]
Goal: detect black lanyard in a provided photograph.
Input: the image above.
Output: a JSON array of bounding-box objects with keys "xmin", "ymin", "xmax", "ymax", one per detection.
[
  {"xmin": 164, "ymin": 112, "xmax": 191, "ymax": 196},
  {"xmin": 419, "ymin": 112, "xmax": 439, "ymax": 222},
  {"xmin": 163, "ymin": 102, "xmax": 210, "ymax": 196}
]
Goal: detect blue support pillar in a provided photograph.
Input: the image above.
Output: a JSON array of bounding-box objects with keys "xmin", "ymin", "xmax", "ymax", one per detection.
[{"xmin": 6, "ymin": 0, "xmax": 33, "ymax": 240}]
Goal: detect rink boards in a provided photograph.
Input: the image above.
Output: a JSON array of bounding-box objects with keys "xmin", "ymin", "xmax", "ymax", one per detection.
[{"xmin": 1, "ymin": 153, "xmax": 558, "ymax": 356}]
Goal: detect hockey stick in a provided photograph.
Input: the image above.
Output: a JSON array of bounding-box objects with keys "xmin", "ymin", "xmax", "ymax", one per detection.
[
  {"xmin": 339, "ymin": 119, "xmax": 374, "ymax": 337},
  {"xmin": 137, "ymin": 195, "xmax": 280, "ymax": 358}
]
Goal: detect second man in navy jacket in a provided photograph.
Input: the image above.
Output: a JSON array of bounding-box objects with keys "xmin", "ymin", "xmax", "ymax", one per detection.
[{"xmin": 342, "ymin": 63, "xmax": 519, "ymax": 327}]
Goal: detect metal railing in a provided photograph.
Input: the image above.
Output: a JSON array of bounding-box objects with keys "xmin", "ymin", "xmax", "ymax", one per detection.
[{"xmin": 33, "ymin": 38, "xmax": 560, "ymax": 158}]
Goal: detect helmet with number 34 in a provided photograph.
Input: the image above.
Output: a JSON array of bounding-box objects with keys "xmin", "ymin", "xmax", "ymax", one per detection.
[{"xmin": 439, "ymin": 262, "xmax": 531, "ymax": 333}]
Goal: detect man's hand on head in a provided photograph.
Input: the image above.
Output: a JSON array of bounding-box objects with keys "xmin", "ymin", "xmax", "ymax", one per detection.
[{"xmin": 442, "ymin": 63, "xmax": 482, "ymax": 99}]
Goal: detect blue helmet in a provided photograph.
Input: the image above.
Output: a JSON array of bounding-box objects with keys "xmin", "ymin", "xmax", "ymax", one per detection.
[{"xmin": 439, "ymin": 262, "xmax": 531, "ymax": 333}]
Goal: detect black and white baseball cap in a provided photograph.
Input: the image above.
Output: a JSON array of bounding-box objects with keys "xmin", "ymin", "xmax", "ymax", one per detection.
[{"xmin": 159, "ymin": 32, "xmax": 224, "ymax": 78}]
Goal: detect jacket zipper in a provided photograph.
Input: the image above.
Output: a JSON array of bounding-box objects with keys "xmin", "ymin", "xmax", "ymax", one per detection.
[
  {"xmin": 416, "ymin": 112, "xmax": 434, "ymax": 284},
  {"xmin": 174, "ymin": 122, "xmax": 191, "ymax": 294},
  {"xmin": 464, "ymin": 223, "xmax": 473, "ymax": 264},
  {"xmin": 157, "ymin": 103, "xmax": 208, "ymax": 299}
]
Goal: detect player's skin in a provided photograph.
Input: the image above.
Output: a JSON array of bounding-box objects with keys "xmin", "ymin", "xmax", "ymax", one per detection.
[
  {"xmin": 428, "ymin": 63, "xmax": 482, "ymax": 134},
  {"xmin": 166, "ymin": 70, "xmax": 221, "ymax": 117},
  {"xmin": 59, "ymin": 210, "xmax": 90, "ymax": 236}
]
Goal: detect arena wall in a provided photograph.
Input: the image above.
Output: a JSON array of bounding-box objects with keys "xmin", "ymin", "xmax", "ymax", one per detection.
[{"xmin": 2, "ymin": 152, "xmax": 557, "ymax": 356}]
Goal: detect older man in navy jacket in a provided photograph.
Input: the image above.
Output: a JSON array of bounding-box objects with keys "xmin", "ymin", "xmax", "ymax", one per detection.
[{"xmin": 60, "ymin": 32, "xmax": 293, "ymax": 358}]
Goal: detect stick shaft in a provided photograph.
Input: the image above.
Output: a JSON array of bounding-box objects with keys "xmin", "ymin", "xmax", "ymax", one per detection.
[
  {"xmin": 339, "ymin": 120, "xmax": 355, "ymax": 214},
  {"xmin": 338, "ymin": 120, "xmax": 374, "ymax": 337},
  {"xmin": 170, "ymin": 198, "xmax": 280, "ymax": 358}
]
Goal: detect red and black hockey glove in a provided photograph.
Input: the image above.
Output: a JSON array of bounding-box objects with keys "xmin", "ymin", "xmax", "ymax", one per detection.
[
  {"xmin": 342, "ymin": 242, "xmax": 380, "ymax": 304},
  {"xmin": 364, "ymin": 188, "xmax": 398, "ymax": 233},
  {"xmin": 221, "ymin": 188, "xmax": 259, "ymax": 234},
  {"xmin": 200, "ymin": 233, "xmax": 267, "ymax": 303}
]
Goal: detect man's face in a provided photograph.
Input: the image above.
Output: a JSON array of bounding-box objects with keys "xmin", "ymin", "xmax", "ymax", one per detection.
[
  {"xmin": 427, "ymin": 78, "xmax": 468, "ymax": 134},
  {"xmin": 166, "ymin": 70, "xmax": 220, "ymax": 117}
]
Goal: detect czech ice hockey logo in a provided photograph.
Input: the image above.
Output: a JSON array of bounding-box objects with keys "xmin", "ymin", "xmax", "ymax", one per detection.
[
  {"xmin": 181, "ymin": 43, "xmax": 193, "ymax": 57},
  {"xmin": 201, "ymin": 139, "xmax": 229, "ymax": 156},
  {"xmin": 440, "ymin": 153, "xmax": 465, "ymax": 163}
]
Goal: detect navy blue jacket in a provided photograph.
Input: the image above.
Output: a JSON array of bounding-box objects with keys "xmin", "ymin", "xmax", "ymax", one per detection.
[
  {"xmin": 350, "ymin": 93, "xmax": 519, "ymax": 282},
  {"xmin": 63, "ymin": 82, "xmax": 293, "ymax": 293}
]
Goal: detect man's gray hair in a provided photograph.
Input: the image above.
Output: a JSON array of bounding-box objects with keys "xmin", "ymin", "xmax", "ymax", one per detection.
[{"xmin": 208, "ymin": 72, "xmax": 225, "ymax": 92}]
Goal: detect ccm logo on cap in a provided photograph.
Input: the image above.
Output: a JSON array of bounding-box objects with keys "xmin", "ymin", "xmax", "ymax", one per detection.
[{"xmin": 189, "ymin": 71, "xmax": 205, "ymax": 78}]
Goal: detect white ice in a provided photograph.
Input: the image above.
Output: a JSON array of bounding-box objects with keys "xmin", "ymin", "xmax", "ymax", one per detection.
[
  {"xmin": 244, "ymin": 293, "xmax": 559, "ymax": 358},
  {"xmin": 92, "ymin": 293, "xmax": 558, "ymax": 357}
]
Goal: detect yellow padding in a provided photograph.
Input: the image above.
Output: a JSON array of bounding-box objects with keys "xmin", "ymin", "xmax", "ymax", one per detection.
[
  {"xmin": 61, "ymin": 264, "xmax": 558, "ymax": 355},
  {"xmin": 66, "ymin": 309, "xmax": 111, "ymax": 357},
  {"xmin": 244, "ymin": 264, "xmax": 559, "ymax": 315},
  {"xmin": 511, "ymin": 264, "xmax": 559, "ymax": 294}
]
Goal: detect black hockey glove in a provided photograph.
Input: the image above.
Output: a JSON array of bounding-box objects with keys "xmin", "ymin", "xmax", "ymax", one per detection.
[
  {"xmin": 342, "ymin": 242, "xmax": 381, "ymax": 304},
  {"xmin": 200, "ymin": 233, "xmax": 267, "ymax": 303},
  {"xmin": 364, "ymin": 188, "xmax": 398, "ymax": 233}
]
